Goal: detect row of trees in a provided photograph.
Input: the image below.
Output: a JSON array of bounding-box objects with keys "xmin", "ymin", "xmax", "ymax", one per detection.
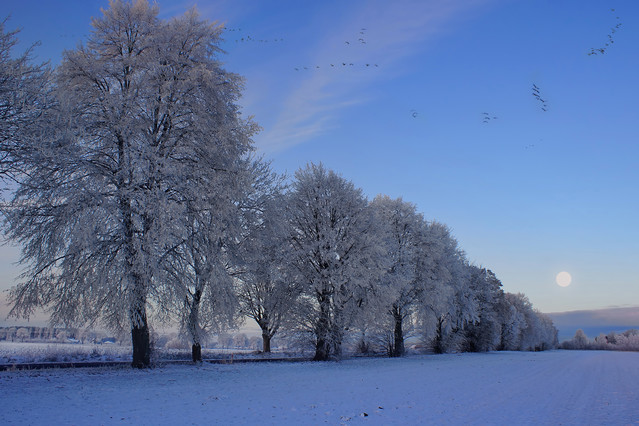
[
  {"xmin": 234, "ymin": 165, "xmax": 557, "ymax": 358},
  {"xmin": 560, "ymin": 329, "xmax": 639, "ymax": 351},
  {"xmin": 0, "ymin": 1, "xmax": 556, "ymax": 367},
  {"xmin": 0, "ymin": 326, "xmax": 115, "ymax": 344}
]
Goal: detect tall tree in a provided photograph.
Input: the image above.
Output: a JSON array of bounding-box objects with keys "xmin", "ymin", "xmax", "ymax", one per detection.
[
  {"xmin": 158, "ymin": 203, "xmax": 242, "ymax": 362},
  {"xmin": 234, "ymin": 160, "xmax": 300, "ymax": 353},
  {"xmin": 501, "ymin": 293, "xmax": 558, "ymax": 351},
  {"xmin": 369, "ymin": 195, "xmax": 423, "ymax": 357},
  {"xmin": 238, "ymin": 193, "xmax": 300, "ymax": 353},
  {"xmin": 496, "ymin": 293, "xmax": 526, "ymax": 351},
  {"xmin": 2, "ymin": 1, "xmax": 256, "ymax": 367},
  {"xmin": 287, "ymin": 163, "xmax": 380, "ymax": 360},
  {"xmin": 464, "ymin": 266, "xmax": 504, "ymax": 352},
  {"xmin": 416, "ymin": 221, "xmax": 473, "ymax": 354}
]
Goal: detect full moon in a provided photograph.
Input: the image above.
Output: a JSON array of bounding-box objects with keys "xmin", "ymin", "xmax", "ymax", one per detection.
[{"xmin": 556, "ymin": 271, "xmax": 572, "ymax": 287}]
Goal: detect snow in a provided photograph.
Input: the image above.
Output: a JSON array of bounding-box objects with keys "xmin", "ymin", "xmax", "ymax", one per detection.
[{"xmin": 1, "ymin": 351, "xmax": 637, "ymax": 425}]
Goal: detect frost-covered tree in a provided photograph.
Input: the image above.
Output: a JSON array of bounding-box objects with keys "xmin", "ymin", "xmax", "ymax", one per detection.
[
  {"xmin": 367, "ymin": 195, "xmax": 424, "ymax": 357},
  {"xmin": 442, "ymin": 260, "xmax": 477, "ymax": 351},
  {"xmin": 562, "ymin": 328, "xmax": 639, "ymax": 351},
  {"xmin": 501, "ymin": 293, "xmax": 557, "ymax": 351},
  {"xmin": 236, "ymin": 161, "xmax": 299, "ymax": 353},
  {"xmin": 158, "ymin": 203, "xmax": 243, "ymax": 362},
  {"xmin": 611, "ymin": 330, "xmax": 639, "ymax": 351},
  {"xmin": 562, "ymin": 329, "xmax": 589, "ymax": 350},
  {"xmin": 238, "ymin": 195, "xmax": 300, "ymax": 352},
  {"xmin": 495, "ymin": 293, "xmax": 525, "ymax": 350},
  {"xmin": 464, "ymin": 266, "xmax": 504, "ymax": 352},
  {"xmin": 156, "ymin": 162, "xmax": 274, "ymax": 363},
  {"xmin": 0, "ymin": 18, "xmax": 50, "ymax": 183},
  {"xmin": 417, "ymin": 221, "xmax": 474, "ymax": 353},
  {"xmin": 2, "ymin": 1, "xmax": 256, "ymax": 367},
  {"xmin": 158, "ymin": 160, "xmax": 278, "ymax": 362},
  {"xmin": 532, "ymin": 312, "xmax": 557, "ymax": 350},
  {"xmin": 287, "ymin": 163, "xmax": 381, "ymax": 360}
]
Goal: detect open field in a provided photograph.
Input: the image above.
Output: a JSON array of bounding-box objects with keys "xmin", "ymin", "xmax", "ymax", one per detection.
[{"xmin": 1, "ymin": 350, "xmax": 637, "ymax": 425}]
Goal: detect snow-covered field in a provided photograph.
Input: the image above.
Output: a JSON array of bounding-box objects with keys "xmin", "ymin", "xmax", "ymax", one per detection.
[{"xmin": 1, "ymin": 350, "xmax": 637, "ymax": 425}]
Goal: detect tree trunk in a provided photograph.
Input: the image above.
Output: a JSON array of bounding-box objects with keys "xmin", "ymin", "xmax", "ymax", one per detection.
[
  {"xmin": 329, "ymin": 324, "xmax": 343, "ymax": 360},
  {"xmin": 433, "ymin": 316, "xmax": 445, "ymax": 354},
  {"xmin": 313, "ymin": 292, "xmax": 331, "ymax": 361},
  {"xmin": 330, "ymin": 306, "xmax": 345, "ymax": 360},
  {"xmin": 314, "ymin": 335, "xmax": 330, "ymax": 361},
  {"xmin": 129, "ymin": 284, "xmax": 152, "ymax": 368},
  {"xmin": 257, "ymin": 317, "xmax": 273, "ymax": 353},
  {"xmin": 391, "ymin": 308, "xmax": 405, "ymax": 357},
  {"xmin": 131, "ymin": 311, "xmax": 150, "ymax": 368},
  {"xmin": 192, "ymin": 343, "xmax": 202, "ymax": 362},
  {"xmin": 188, "ymin": 289, "xmax": 203, "ymax": 362},
  {"xmin": 262, "ymin": 332, "xmax": 271, "ymax": 353},
  {"xmin": 122, "ymin": 187, "xmax": 151, "ymax": 368},
  {"xmin": 313, "ymin": 323, "xmax": 331, "ymax": 361}
]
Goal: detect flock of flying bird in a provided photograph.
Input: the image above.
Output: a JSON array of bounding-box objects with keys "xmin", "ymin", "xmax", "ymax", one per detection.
[
  {"xmin": 476, "ymin": 82, "xmax": 546, "ymax": 131},
  {"xmin": 469, "ymin": 8, "xmax": 623, "ymax": 128},
  {"xmin": 531, "ymin": 84, "xmax": 548, "ymax": 112},
  {"xmin": 226, "ymin": 27, "xmax": 378, "ymax": 70},
  {"xmin": 460, "ymin": 81, "xmax": 548, "ymax": 129},
  {"xmin": 225, "ymin": 28, "xmax": 284, "ymax": 44},
  {"xmin": 293, "ymin": 29, "xmax": 379, "ymax": 71},
  {"xmin": 293, "ymin": 63, "xmax": 379, "ymax": 71},
  {"xmin": 482, "ymin": 112, "xmax": 498, "ymax": 124},
  {"xmin": 226, "ymin": 6, "xmax": 623, "ymax": 78},
  {"xmin": 222, "ymin": 7, "xmax": 624, "ymax": 143},
  {"xmin": 588, "ymin": 9, "xmax": 623, "ymax": 56}
]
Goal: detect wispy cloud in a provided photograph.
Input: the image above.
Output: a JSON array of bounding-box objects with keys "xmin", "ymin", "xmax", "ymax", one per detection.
[
  {"xmin": 254, "ymin": 0, "xmax": 487, "ymax": 153},
  {"xmin": 159, "ymin": 0, "xmax": 488, "ymax": 153}
]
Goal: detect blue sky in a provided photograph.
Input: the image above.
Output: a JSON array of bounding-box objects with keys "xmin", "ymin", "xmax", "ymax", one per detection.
[{"xmin": 1, "ymin": 0, "xmax": 638, "ymax": 323}]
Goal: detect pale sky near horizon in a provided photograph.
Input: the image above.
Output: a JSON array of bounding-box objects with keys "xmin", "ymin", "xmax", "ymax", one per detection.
[{"xmin": 0, "ymin": 0, "xmax": 638, "ymax": 327}]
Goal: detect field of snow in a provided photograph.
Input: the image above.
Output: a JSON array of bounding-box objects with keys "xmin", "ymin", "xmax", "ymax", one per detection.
[{"xmin": 1, "ymin": 350, "xmax": 637, "ymax": 425}]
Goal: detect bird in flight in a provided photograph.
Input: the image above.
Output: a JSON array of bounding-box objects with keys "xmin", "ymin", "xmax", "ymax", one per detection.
[
  {"xmin": 588, "ymin": 9, "xmax": 622, "ymax": 55},
  {"xmin": 482, "ymin": 112, "xmax": 498, "ymax": 123},
  {"xmin": 225, "ymin": 27, "xmax": 285, "ymax": 44},
  {"xmin": 292, "ymin": 26, "xmax": 380, "ymax": 73},
  {"xmin": 531, "ymin": 84, "xmax": 548, "ymax": 111},
  {"xmin": 345, "ymin": 27, "xmax": 368, "ymax": 46},
  {"xmin": 293, "ymin": 62, "xmax": 379, "ymax": 71}
]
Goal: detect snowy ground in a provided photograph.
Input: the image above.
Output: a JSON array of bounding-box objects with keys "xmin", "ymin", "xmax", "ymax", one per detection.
[{"xmin": 1, "ymin": 350, "xmax": 637, "ymax": 425}]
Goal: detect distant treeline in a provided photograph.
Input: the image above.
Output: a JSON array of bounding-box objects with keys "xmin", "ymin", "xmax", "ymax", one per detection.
[
  {"xmin": 560, "ymin": 329, "xmax": 639, "ymax": 351},
  {"xmin": 0, "ymin": 326, "xmax": 117, "ymax": 344}
]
